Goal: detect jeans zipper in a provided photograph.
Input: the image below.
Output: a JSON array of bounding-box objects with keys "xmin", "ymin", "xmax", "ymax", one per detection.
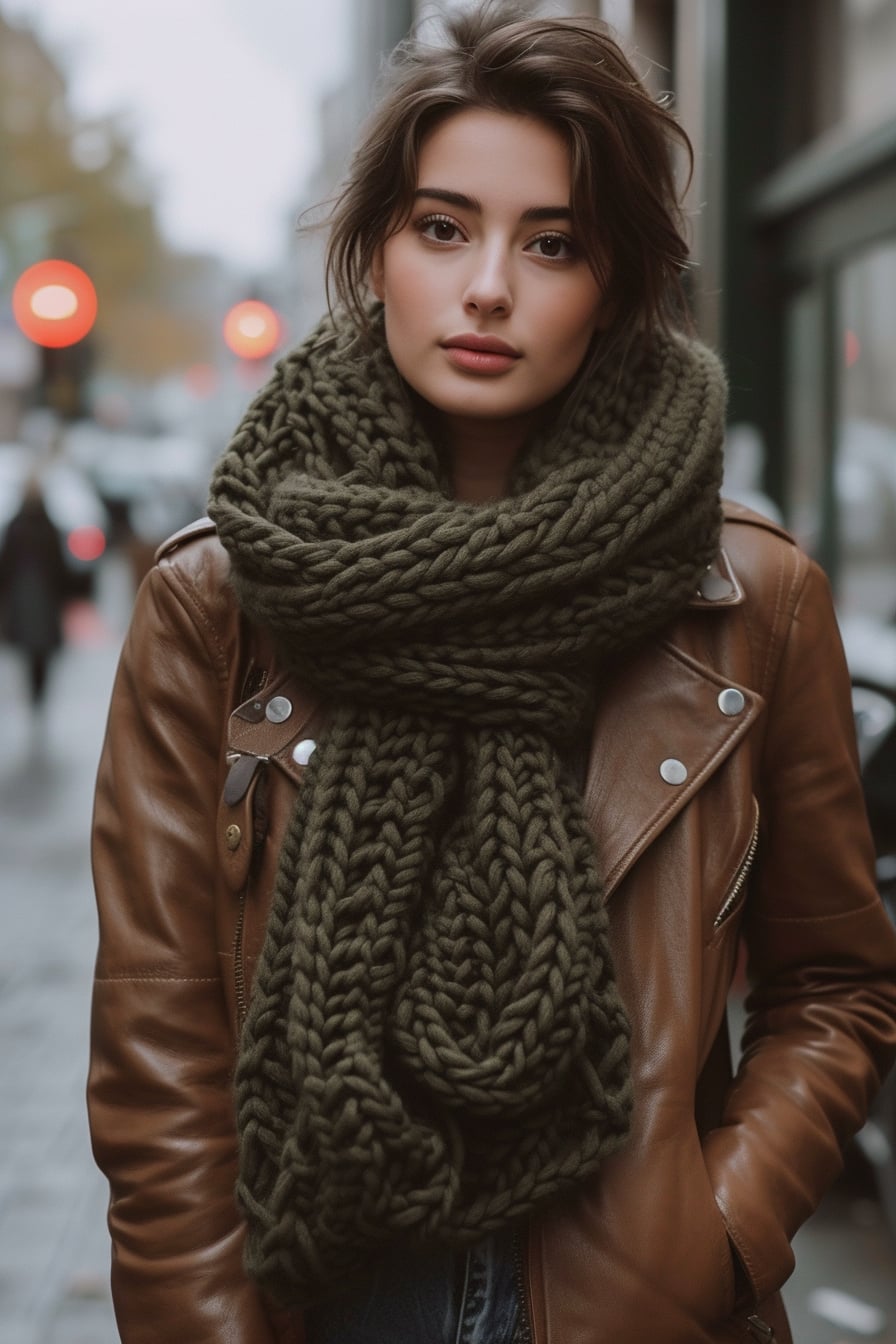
[
  {"xmin": 512, "ymin": 1228, "xmax": 534, "ymax": 1344},
  {"xmin": 452, "ymin": 1251, "xmax": 472, "ymax": 1344}
]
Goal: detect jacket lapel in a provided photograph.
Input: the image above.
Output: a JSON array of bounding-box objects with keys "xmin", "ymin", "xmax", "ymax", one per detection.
[{"xmin": 584, "ymin": 547, "xmax": 762, "ymax": 900}]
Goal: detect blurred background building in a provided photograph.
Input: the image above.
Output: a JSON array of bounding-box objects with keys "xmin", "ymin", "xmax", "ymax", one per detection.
[{"xmin": 4, "ymin": 0, "xmax": 895, "ymax": 623}]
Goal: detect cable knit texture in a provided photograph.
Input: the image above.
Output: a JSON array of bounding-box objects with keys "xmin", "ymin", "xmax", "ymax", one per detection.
[{"xmin": 207, "ymin": 305, "xmax": 726, "ymax": 1307}]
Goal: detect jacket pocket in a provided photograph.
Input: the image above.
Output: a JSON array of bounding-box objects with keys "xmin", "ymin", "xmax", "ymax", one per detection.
[
  {"xmin": 712, "ymin": 798, "xmax": 760, "ymax": 934},
  {"xmin": 641, "ymin": 1121, "xmax": 739, "ymax": 1323},
  {"xmin": 692, "ymin": 1126, "xmax": 739, "ymax": 1323}
]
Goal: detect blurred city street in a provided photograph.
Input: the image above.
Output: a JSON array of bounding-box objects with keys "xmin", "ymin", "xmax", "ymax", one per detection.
[
  {"xmin": 0, "ymin": 556, "xmax": 126, "ymax": 1344},
  {"xmin": 0, "ymin": 549, "xmax": 892, "ymax": 1344}
]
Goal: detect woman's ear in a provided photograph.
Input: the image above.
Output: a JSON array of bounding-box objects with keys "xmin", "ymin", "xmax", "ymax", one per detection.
[{"xmin": 369, "ymin": 246, "xmax": 385, "ymax": 301}]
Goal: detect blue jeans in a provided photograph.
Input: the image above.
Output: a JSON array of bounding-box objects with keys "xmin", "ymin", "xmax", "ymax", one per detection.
[{"xmin": 304, "ymin": 1226, "xmax": 524, "ymax": 1344}]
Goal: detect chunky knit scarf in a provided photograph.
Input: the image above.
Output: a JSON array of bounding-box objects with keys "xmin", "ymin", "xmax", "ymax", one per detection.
[{"xmin": 208, "ymin": 305, "xmax": 725, "ymax": 1307}]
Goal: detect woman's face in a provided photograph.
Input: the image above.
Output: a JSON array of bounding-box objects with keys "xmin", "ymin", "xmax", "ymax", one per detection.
[{"xmin": 370, "ymin": 108, "xmax": 609, "ymax": 441}]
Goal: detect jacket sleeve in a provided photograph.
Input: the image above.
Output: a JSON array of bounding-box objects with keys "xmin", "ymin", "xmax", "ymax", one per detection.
[
  {"xmin": 87, "ymin": 560, "xmax": 287, "ymax": 1344},
  {"xmin": 703, "ymin": 554, "xmax": 896, "ymax": 1302}
]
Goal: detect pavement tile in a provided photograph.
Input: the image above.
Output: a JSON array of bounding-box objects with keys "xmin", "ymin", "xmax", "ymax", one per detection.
[{"xmin": 0, "ymin": 631, "xmax": 120, "ymax": 1344}]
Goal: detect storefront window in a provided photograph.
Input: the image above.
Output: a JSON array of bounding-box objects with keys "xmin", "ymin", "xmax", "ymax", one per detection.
[
  {"xmin": 837, "ymin": 238, "xmax": 896, "ymax": 619},
  {"xmin": 785, "ymin": 284, "xmax": 826, "ymax": 557},
  {"xmin": 843, "ymin": 0, "xmax": 896, "ymax": 134}
]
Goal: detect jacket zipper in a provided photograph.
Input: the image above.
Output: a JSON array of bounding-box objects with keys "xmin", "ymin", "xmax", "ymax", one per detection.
[
  {"xmin": 714, "ymin": 803, "xmax": 760, "ymax": 930},
  {"xmin": 513, "ymin": 1227, "xmax": 534, "ymax": 1344},
  {"xmin": 233, "ymin": 885, "xmax": 249, "ymax": 1027},
  {"xmin": 231, "ymin": 758, "xmax": 270, "ymax": 1030}
]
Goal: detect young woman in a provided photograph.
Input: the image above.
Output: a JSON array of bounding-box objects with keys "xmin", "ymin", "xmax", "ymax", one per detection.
[{"xmin": 87, "ymin": 6, "xmax": 896, "ymax": 1343}]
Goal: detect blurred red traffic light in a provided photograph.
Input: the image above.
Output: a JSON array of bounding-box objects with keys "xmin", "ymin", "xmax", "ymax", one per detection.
[
  {"xmin": 13, "ymin": 260, "xmax": 98, "ymax": 348},
  {"xmin": 67, "ymin": 525, "xmax": 106, "ymax": 563},
  {"xmin": 223, "ymin": 300, "xmax": 281, "ymax": 360}
]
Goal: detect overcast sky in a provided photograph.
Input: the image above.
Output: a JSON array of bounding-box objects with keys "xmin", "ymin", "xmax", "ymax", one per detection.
[{"xmin": 3, "ymin": 0, "xmax": 352, "ymax": 274}]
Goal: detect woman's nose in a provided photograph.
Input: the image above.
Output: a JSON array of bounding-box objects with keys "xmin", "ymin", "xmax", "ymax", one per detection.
[{"xmin": 462, "ymin": 247, "xmax": 513, "ymax": 316}]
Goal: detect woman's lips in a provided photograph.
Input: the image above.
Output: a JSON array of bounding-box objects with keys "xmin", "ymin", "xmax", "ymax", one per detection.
[{"xmin": 441, "ymin": 342, "xmax": 521, "ymax": 375}]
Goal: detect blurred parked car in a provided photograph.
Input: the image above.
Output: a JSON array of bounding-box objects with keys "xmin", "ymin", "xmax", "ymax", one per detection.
[
  {"xmin": 66, "ymin": 423, "xmax": 210, "ymax": 527},
  {"xmin": 0, "ymin": 443, "xmax": 109, "ymax": 599}
]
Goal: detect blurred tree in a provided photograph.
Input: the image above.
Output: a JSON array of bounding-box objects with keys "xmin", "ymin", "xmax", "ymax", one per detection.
[{"xmin": 0, "ymin": 14, "xmax": 217, "ymax": 384}]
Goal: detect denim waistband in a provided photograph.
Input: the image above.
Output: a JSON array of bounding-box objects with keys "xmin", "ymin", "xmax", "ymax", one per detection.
[{"xmin": 304, "ymin": 1225, "xmax": 524, "ymax": 1344}]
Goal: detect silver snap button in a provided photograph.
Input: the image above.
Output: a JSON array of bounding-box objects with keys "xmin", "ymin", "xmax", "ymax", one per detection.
[
  {"xmin": 659, "ymin": 758, "xmax": 688, "ymax": 785},
  {"xmin": 699, "ymin": 574, "xmax": 735, "ymax": 601},
  {"xmin": 292, "ymin": 739, "xmax": 317, "ymax": 766},
  {"xmin": 265, "ymin": 696, "xmax": 293, "ymax": 724},
  {"xmin": 718, "ymin": 688, "xmax": 745, "ymax": 716}
]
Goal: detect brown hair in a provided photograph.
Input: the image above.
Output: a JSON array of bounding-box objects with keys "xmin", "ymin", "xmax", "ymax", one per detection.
[{"xmin": 325, "ymin": 1, "xmax": 693, "ymax": 366}]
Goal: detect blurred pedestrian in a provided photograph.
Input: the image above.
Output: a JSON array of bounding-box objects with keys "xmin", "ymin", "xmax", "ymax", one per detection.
[
  {"xmin": 0, "ymin": 474, "xmax": 70, "ymax": 717},
  {"xmin": 87, "ymin": 5, "xmax": 896, "ymax": 1344}
]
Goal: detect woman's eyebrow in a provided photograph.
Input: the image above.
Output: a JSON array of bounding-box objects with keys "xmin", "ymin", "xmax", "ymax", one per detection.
[{"xmin": 413, "ymin": 188, "xmax": 572, "ymax": 222}]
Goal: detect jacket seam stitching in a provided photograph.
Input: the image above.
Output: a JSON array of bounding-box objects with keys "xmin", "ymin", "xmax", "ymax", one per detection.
[
  {"xmin": 714, "ymin": 1194, "xmax": 760, "ymax": 1295},
  {"xmin": 760, "ymin": 549, "xmax": 809, "ymax": 702},
  {"xmin": 756, "ymin": 555, "xmax": 831, "ymax": 808},
  {"xmin": 94, "ymin": 974, "xmax": 221, "ymax": 983},
  {"xmin": 758, "ymin": 552, "xmax": 787, "ymax": 700},
  {"xmin": 751, "ymin": 895, "xmax": 885, "ymax": 925},
  {"xmin": 157, "ymin": 559, "xmax": 229, "ymax": 683}
]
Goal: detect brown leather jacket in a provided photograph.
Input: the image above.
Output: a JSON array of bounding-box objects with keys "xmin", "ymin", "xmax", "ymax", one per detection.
[{"xmin": 88, "ymin": 500, "xmax": 896, "ymax": 1344}]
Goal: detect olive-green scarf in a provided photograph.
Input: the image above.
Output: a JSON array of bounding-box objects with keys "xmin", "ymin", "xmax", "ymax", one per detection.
[{"xmin": 208, "ymin": 305, "xmax": 726, "ymax": 1306}]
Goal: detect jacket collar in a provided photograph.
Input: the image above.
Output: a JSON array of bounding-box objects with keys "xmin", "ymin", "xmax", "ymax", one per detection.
[
  {"xmin": 583, "ymin": 638, "xmax": 761, "ymax": 900},
  {"xmin": 687, "ymin": 546, "xmax": 744, "ymax": 610},
  {"xmin": 583, "ymin": 540, "xmax": 759, "ymax": 898},
  {"xmin": 228, "ymin": 542, "xmax": 759, "ymax": 901}
]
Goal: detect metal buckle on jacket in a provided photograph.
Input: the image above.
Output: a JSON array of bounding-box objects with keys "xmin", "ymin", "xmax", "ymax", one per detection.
[
  {"xmin": 223, "ymin": 751, "xmax": 267, "ymax": 805},
  {"xmin": 746, "ymin": 1316, "xmax": 776, "ymax": 1342}
]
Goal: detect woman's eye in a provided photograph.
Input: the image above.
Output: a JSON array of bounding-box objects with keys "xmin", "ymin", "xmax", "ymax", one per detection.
[
  {"xmin": 528, "ymin": 233, "xmax": 576, "ymax": 260},
  {"xmin": 418, "ymin": 215, "xmax": 462, "ymax": 244}
]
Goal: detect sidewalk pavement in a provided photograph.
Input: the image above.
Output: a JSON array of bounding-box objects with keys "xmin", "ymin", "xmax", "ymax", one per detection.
[{"xmin": 0, "ymin": 623, "xmax": 121, "ymax": 1344}]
